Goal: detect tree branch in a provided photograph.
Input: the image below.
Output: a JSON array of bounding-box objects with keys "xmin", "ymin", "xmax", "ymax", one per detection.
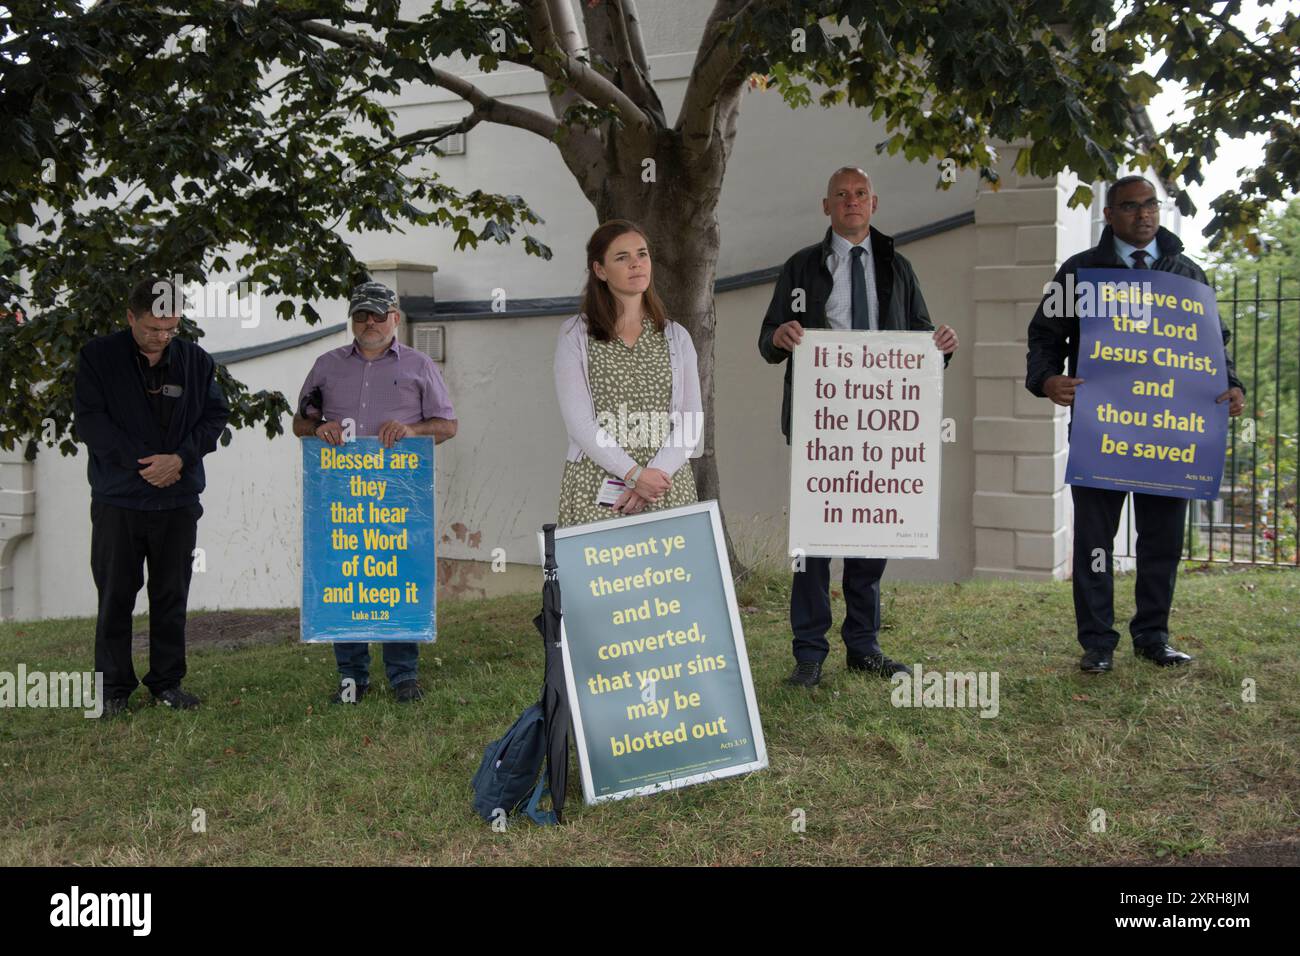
[
  {"xmin": 581, "ymin": 0, "xmax": 620, "ymax": 76},
  {"xmin": 397, "ymin": 118, "xmax": 480, "ymax": 148},
  {"xmin": 514, "ymin": 0, "xmax": 654, "ymax": 132},
  {"xmin": 606, "ymin": 0, "xmax": 664, "ymax": 123},
  {"xmin": 545, "ymin": 0, "xmax": 585, "ymax": 59},
  {"xmin": 1202, "ymin": 9, "xmax": 1298, "ymax": 78},
  {"xmin": 619, "ymin": 0, "xmax": 653, "ymax": 77},
  {"xmin": 676, "ymin": 0, "xmax": 760, "ymax": 154},
  {"xmin": 533, "ymin": 0, "xmax": 587, "ymax": 130},
  {"xmin": 287, "ymin": 17, "xmax": 560, "ymax": 141},
  {"xmin": 575, "ymin": 0, "xmax": 662, "ymax": 124}
]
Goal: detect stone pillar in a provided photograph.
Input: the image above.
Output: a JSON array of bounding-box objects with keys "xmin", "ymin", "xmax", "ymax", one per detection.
[
  {"xmin": 971, "ymin": 147, "xmax": 1078, "ymax": 580},
  {"xmin": 365, "ymin": 260, "xmax": 439, "ymax": 349},
  {"xmin": 363, "ymin": 260, "xmax": 438, "ymax": 303},
  {"xmin": 0, "ymin": 445, "xmax": 35, "ymax": 620}
]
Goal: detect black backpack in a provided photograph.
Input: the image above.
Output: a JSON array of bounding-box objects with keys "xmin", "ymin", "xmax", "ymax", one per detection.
[{"xmin": 470, "ymin": 703, "xmax": 556, "ymax": 827}]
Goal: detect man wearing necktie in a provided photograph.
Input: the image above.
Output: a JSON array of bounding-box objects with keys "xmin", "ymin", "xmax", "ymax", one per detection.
[
  {"xmin": 1025, "ymin": 176, "xmax": 1247, "ymax": 673},
  {"xmin": 759, "ymin": 167, "xmax": 959, "ymax": 688}
]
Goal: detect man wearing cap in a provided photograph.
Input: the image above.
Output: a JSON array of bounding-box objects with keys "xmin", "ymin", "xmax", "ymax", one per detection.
[{"xmin": 294, "ymin": 281, "xmax": 457, "ymax": 704}]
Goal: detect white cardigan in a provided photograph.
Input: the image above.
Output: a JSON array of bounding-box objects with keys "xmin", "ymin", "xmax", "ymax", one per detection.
[{"xmin": 553, "ymin": 313, "xmax": 704, "ymax": 479}]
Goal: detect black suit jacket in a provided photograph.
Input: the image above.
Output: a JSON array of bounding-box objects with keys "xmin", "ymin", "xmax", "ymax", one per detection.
[
  {"xmin": 758, "ymin": 226, "xmax": 948, "ymax": 440},
  {"xmin": 74, "ymin": 330, "xmax": 230, "ymax": 509},
  {"xmin": 1025, "ymin": 224, "xmax": 1244, "ymax": 398}
]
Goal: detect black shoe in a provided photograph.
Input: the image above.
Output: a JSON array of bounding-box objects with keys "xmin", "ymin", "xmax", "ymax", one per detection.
[
  {"xmin": 1135, "ymin": 643, "xmax": 1193, "ymax": 667},
  {"xmin": 393, "ymin": 679, "xmax": 424, "ymax": 703},
  {"xmin": 152, "ymin": 686, "xmax": 200, "ymax": 710},
  {"xmin": 96, "ymin": 697, "xmax": 130, "ymax": 719},
  {"xmin": 330, "ymin": 679, "xmax": 369, "ymax": 704},
  {"xmin": 786, "ymin": 661, "xmax": 823, "ymax": 688},
  {"xmin": 847, "ymin": 652, "xmax": 909, "ymax": 678},
  {"xmin": 1079, "ymin": 649, "xmax": 1114, "ymax": 673}
]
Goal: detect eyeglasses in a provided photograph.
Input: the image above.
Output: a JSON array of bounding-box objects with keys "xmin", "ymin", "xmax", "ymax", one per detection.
[
  {"xmin": 140, "ymin": 327, "xmax": 178, "ymax": 338},
  {"xmin": 1114, "ymin": 199, "xmax": 1163, "ymax": 215},
  {"xmin": 352, "ymin": 312, "xmax": 394, "ymax": 325}
]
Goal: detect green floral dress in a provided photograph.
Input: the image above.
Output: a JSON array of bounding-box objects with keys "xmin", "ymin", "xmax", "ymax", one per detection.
[{"xmin": 558, "ymin": 317, "xmax": 698, "ymax": 527}]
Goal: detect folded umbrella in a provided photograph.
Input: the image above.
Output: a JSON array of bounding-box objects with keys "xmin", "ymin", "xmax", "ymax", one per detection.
[{"xmin": 533, "ymin": 522, "xmax": 571, "ymax": 823}]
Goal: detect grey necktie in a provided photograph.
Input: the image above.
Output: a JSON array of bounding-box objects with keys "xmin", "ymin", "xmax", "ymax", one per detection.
[{"xmin": 850, "ymin": 246, "xmax": 870, "ymax": 330}]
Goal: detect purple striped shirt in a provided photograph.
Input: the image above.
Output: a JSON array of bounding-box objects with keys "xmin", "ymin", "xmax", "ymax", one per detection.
[{"xmin": 298, "ymin": 339, "xmax": 454, "ymax": 435}]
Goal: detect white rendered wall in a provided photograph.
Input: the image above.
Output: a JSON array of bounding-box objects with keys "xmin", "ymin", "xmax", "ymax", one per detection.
[{"xmin": 13, "ymin": 219, "xmax": 981, "ymax": 620}]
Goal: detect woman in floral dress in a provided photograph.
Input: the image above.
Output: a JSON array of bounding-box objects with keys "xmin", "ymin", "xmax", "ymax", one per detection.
[{"xmin": 554, "ymin": 220, "xmax": 703, "ymax": 528}]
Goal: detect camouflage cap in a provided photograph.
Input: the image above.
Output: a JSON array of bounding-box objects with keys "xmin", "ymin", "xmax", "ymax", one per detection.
[{"xmin": 348, "ymin": 281, "xmax": 400, "ymax": 316}]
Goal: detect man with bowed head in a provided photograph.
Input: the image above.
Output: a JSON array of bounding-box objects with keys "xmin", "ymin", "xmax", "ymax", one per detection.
[
  {"xmin": 294, "ymin": 281, "xmax": 457, "ymax": 704},
  {"xmin": 758, "ymin": 166, "xmax": 958, "ymax": 689},
  {"xmin": 1025, "ymin": 175, "xmax": 1246, "ymax": 674},
  {"xmin": 74, "ymin": 275, "xmax": 230, "ymax": 717}
]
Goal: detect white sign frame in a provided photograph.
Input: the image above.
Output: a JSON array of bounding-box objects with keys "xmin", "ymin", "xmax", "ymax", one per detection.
[
  {"xmin": 539, "ymin": 500, "xmax": 768, "ymax": 805},
  {"xmin": 788, "ymin": 329, "xmax": 943, "ymax": 559}
]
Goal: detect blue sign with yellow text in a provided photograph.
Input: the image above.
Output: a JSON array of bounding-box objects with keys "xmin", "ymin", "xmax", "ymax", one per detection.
[{"xmin": 301, "ymin": 437, "xmax": 436, "ymax": 642}]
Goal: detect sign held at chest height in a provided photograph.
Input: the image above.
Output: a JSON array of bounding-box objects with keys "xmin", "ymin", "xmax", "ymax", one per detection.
[
  {"xmin": 789, "ymin": 330, "xmax": 944, "ymax": 558},
  {"xmin": 302, "ymin": 437, "xmax": 437, "ymax": 642},
  {"xmin": 1067, "ymin": 269, "xmax": 1230, "ymax": 500}
]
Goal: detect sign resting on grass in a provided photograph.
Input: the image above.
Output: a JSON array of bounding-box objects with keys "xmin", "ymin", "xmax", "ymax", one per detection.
[
  {"xmin": 301, "ymin": 437, "xmax": 437, "ymax": 643},
  {"xmin": 1067, "ymin": 269, "xmax": 1230, "ymax": 500},
  {"xmin": 547, "ymin": 501, "xmax": 767, "ymax": 803},
  {"xmin": 789, "ymin": 329, "xmax": 943, "ymax": 558}
]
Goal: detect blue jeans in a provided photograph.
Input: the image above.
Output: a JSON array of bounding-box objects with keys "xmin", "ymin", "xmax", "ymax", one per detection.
[{"xmin": 333, "ymin": 641, "xmax": 420, "ymax": 687}]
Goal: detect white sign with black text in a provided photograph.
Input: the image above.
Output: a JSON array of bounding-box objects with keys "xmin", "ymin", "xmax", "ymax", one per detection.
[{"xmin": 788, "ymin": 330, "xmax": 943, "ymax": 559}]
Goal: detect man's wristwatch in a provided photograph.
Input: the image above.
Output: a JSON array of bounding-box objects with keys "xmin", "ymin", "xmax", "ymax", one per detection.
[{"xmin": 627, "ymin": 466, "xmax": 644, "ymax": 490}]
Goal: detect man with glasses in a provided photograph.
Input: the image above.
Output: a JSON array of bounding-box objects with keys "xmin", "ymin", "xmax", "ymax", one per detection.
[
  {"xmin": 74, "ymin": 276, "xmax": 231, "ymax": 717},
  {"xmin": 294, "ymin": 281, "xmax": 457, "ymax": 704},
  {"xmin": 1026, "ymin": 175, "xmax": 1246, "ymax": 674}
]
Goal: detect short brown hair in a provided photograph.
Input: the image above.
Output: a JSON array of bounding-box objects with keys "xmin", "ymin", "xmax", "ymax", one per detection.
[
  {"xmin": 128, "ymin": 276, "xmax": 183, "ymax": 318},
  {"xmin": 579, "ymin": 220, "xmax": 669, "ymax": 342}
]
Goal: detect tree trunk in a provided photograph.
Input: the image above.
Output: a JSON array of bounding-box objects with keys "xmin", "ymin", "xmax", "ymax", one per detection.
[{"xmin": 592, "ymin": 141, "xmax": 751, "ymax": 581}]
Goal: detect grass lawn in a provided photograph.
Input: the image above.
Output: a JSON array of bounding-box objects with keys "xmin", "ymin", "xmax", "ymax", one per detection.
[{"xmin": 1, "ymin": 565, "xmax": 1296, "ymax": 866}]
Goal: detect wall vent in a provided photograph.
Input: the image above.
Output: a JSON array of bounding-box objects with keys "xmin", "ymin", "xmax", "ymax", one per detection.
[{"xmin": 411, "ymin": 324, "xmax": 445, "ymax": 362}]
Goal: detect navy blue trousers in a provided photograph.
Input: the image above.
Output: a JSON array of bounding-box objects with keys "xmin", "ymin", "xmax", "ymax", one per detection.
[
  {"xmin": 1071, "ymin": 484, "xmax": 1186, "ymax": 652},
  {"xmin": 790, "ymin": 557, "xmax": 888, "ymax": 663}
]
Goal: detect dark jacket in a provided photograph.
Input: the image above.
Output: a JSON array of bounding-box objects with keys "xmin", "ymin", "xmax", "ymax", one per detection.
[
  {"xmin": 758, "ymin": 226, "xmax": 948, "ymax": 440},
  {"xmin": 1025, "ymin": 224, "xmax": 1244, "ymax": 397},
  {"xmin": 74, "ymin": 330, "xmax": 230, "ymax": 509}
]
